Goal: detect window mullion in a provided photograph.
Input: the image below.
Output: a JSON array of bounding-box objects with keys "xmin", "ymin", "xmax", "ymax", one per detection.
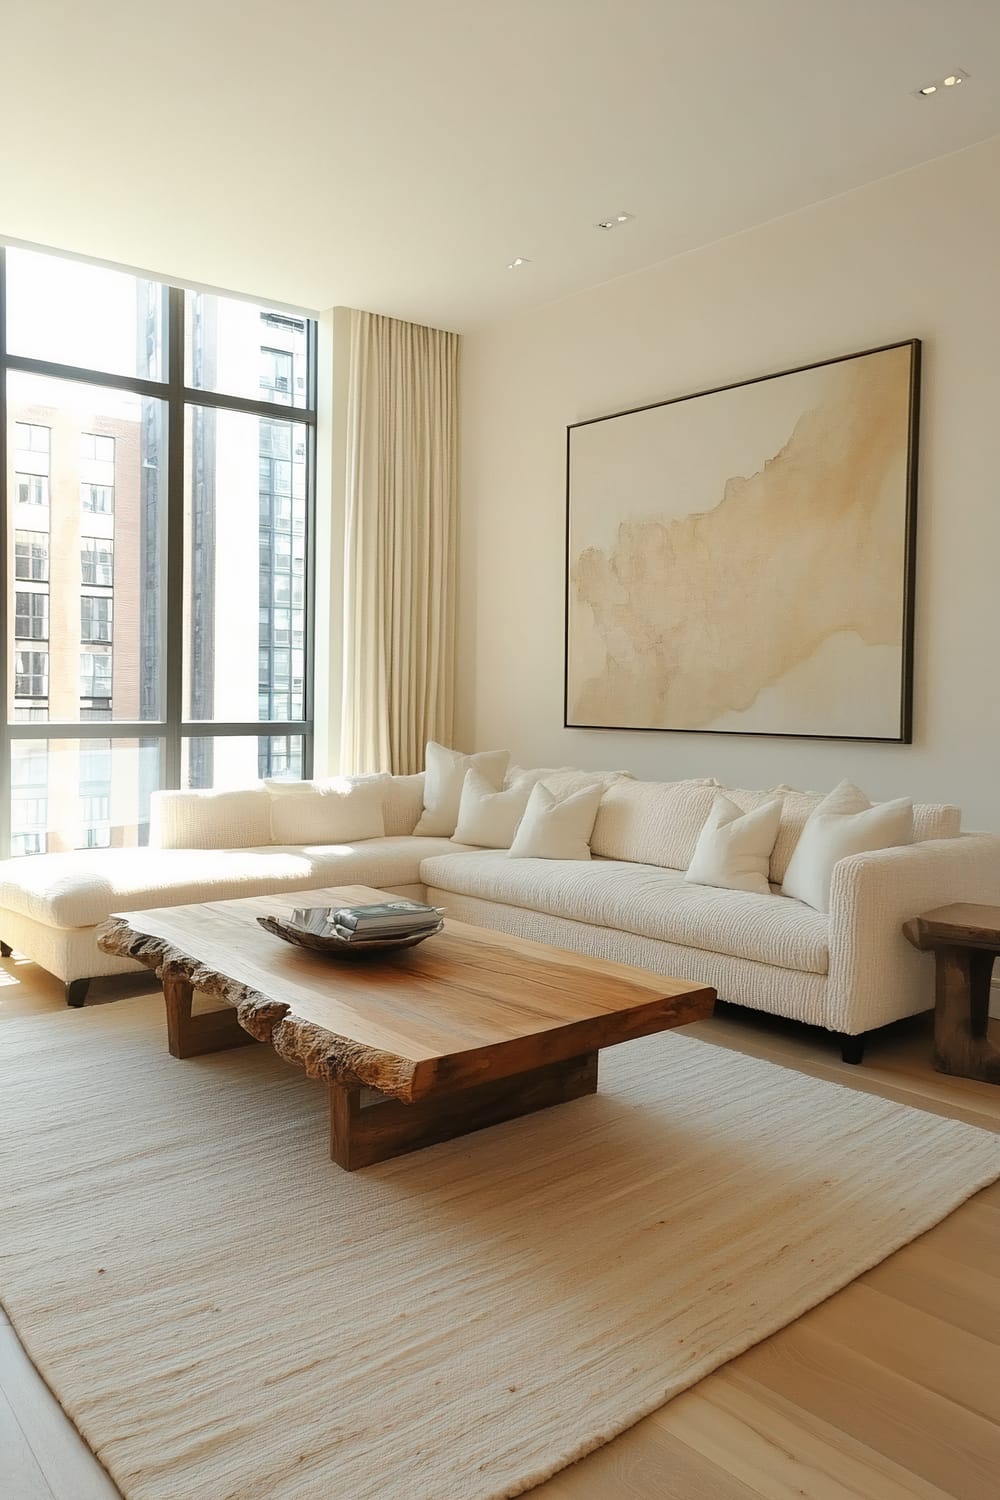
[{"xmin": 163, "ymin": 286, "xmax": 186, "ymax": 791}]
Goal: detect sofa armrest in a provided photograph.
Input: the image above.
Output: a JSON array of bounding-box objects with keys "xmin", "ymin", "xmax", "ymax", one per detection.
[{"xmin": 826, "ymin": 834, "xmax": 1000, "ymax": 1034}]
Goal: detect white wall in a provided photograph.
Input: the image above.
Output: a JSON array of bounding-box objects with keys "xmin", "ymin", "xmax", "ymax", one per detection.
[{"xmin": 458, "ymin": 135, "xmax": 1000, "ymax": 830}]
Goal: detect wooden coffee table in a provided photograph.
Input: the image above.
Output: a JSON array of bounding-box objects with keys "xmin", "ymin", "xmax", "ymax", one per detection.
[{"xmin": 100, "ymin": 884, "xmax": 715, "ymax": 1170}]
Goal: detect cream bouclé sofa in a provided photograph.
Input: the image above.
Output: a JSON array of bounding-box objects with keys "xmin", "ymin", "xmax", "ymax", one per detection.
[{"xmin": 1, "ymin": 769, "xmax": 998, "ymax": 1063}]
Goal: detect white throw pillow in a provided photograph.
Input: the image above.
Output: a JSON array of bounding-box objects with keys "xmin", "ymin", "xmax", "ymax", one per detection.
[
  {"xmin": 684, "ymin": 794, "xmax": 783, "ymax": 896},
  {"xmin": 781, "ymin": 781, "xmax": 914, "ymax": 912},
  {"xmin": 508, "ymin": 782, "xmax": 604, "ymax": 861},
  {"xmin": 413, "ymin": 742, "xmax": 509, "ymax": 836},
  {"xmin": 452, "ymin": 769, "xmax": 534, "ymax": 849},
  {"xmin": 266, "ymin": 777, "xmax": 386, "ymax": 845}
]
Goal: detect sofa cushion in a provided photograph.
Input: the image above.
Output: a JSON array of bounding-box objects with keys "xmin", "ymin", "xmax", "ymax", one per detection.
[
  {"xmin": 589, "ymin": 779, "xmax": 719, "ymax": 869},
  {"xmin": 453, "ymin": 769, "xmax": 533, "ymax": 848},
  {"xmin": 0, "ymin": 838, "xmax": 467, "ymax": 930},
  {"xmin": 781, "ymin": 782, "xmax": 914, "ymax": 913},
  {"xmin": 507, "ymin": 782, "xmax": 603, "ymax": 861},
  {"xmin": 150, "ymin": 786, "xmax": 272, "ymax": 850},
  {"xmin": 722, "ymin": 784, "xmax": 960, "ymax": 884},
  {"xmin": 267, "ymin": 777, "xmax": 387, "ymax": 844},
  {"xmin": 684, "ymin": 795, "xmax": 783, "ymax": 896},
  {"xmin": 421, "ymin": 850, "xmax": 829, "ymax": 974},
  {"xmin": 413, "ymin": 743, "xmax": 509, "ymax": 836}
]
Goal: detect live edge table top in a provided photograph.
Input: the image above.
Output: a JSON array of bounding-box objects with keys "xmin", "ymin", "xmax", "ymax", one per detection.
[{"xmin": 99, "ymin": 884, "xmax": 715, "ymax": 1104}]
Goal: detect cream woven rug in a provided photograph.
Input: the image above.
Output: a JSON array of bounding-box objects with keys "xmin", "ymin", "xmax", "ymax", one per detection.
[{"xmin": 2, "ymin": 997, "xmax": 999, "ymax": 1500}]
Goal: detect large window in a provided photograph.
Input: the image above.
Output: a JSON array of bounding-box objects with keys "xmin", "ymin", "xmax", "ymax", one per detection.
[{"xmin": 1, "ymin": 246, "xmax": 316, "ymax": 854}]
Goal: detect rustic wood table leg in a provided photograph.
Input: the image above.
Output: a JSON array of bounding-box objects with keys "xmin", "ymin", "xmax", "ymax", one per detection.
[
  {"xmin": 329, "ymin": 1052, "xmax": 600, "ymax": 1171},
  {"xmin": 162, "ymin": 977, "xmax": 261, "ymax": 1060},
  {"xmin": 933, "ymin": 946, "xmax": 1000, "ymax": 1083}
]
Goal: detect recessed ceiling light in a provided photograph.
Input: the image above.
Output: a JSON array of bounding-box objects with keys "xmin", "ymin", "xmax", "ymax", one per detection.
[
  {"xmin": 506, "ymin": 257, "xmax": 530, "ymax": 269},
  {"xmin": 595, "ymin": 212, "xmax": 635, "ymax": 231},
  {"xmin": 914, "ymin": 68, "xmax": 969, "ymax": 97}
]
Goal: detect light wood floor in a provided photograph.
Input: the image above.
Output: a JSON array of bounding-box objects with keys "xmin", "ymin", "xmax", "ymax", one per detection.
[{"xmin": 2, "ymin": 956, "xmax": 999, "ymax": 1500}]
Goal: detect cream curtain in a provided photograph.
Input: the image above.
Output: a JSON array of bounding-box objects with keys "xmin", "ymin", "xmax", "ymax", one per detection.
[{"xmin": 340, "ymin": 310, "xmax": 459, "ymax": 775}]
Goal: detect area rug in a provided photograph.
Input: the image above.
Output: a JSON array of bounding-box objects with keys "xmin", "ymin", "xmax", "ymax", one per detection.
[{"xmin": 2, "ymin": 997, "xmax": 999, "ymax": 1500}]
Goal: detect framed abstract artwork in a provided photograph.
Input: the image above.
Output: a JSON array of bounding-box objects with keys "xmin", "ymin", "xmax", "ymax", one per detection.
[{"xmin": 564, "ymin": 339, "xmax": 920, "ymax": 741}]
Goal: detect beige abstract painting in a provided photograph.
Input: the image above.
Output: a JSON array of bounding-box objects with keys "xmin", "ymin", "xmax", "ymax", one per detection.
[{"xmin": 565, "ymin": 341, "xmax": 919, "ymax": 740}]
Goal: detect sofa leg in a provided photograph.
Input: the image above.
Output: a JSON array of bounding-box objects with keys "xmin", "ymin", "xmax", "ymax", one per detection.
[
  {"xmin": 0, "ymin": 941, "xmax": 11, "ymax": 958},
  {"xmin": 839, "ymin": 1034, "xmax": 866, "ymax": 1065},
  {"xmin": 66, "ymin": 979, "xmax": 90, "ymax": 1008}
]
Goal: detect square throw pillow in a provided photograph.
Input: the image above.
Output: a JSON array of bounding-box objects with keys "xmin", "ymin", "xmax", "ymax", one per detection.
[
  {"xmin": 413, "ymin": 742, "xmax": 509, "ymax": 837},
  {"xmin": 684, "ymin": 794, "xmax": 783, "ymax": 896},
  {"xmin": 781, "ymin": 780, "xmax": 914, "ymax": 912},
  {"xmin": 267, "ymin": 776, "xmax": 387, "ymax": 845},
  {"xmin": 508, "ymin": 781, "xmax": 604, "ymax": 861},
  {"xmin": 452, "ymin": 768, "xmax": 534, "ymax": 849}
]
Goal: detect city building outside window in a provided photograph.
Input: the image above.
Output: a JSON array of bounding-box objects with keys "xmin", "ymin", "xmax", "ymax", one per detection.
[{"xmin": 2, "ymin": 247, "xmax": 315, "ymax": 853}]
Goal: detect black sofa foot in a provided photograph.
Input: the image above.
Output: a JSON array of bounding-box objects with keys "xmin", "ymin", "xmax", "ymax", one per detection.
[
  {"xmin": 66, "ymin": 979, "xmax": 90, "ymax": 1008},
  {"xmin": 839, "ymin": 1033, "xmax": 866, "ymax": 1065},
  {"xmin": 0, "ymin": 941, "xmax": 11, "ymax": 958}
]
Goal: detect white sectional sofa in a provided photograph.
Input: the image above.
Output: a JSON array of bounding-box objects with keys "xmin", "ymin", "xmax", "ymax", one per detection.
[{"xmin": 1, "ymin": 768, "xmax": 998, "ymax": 1062}]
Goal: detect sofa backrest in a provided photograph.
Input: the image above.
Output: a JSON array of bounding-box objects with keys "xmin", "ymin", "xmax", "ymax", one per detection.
[
  {"xmin": 150, "ymin": 786, "xmax": 272, "ymax": 850},
  {"xmin": 376, "ymin": 773, "xmax": 425, "ymax": 837},
  {"xmin": 590, "ymin": 777, "xmax": 961, "ymax": 881},
  {"xmin": 150, "ymin": 773, "xmax": 427, "ymax": 849}
]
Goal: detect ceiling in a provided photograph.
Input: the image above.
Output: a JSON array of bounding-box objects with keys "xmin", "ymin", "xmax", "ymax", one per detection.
[{"xmin": 2, "ymin": 1, "xmax": 999, "ymax": 331}]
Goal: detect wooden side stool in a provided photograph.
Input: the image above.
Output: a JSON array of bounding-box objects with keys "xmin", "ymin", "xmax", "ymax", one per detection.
[{"xmin": 903, "ymin": 903, "xmax": 1000, "ymax": 1083}]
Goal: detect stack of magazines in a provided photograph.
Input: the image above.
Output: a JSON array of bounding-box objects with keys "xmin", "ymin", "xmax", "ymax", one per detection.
[{"xmin": 330, "ymin": 899, "xmax": 444, "ymax": 943}]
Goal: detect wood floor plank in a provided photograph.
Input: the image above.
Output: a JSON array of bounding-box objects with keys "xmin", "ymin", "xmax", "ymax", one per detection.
[
  {"xmin": 860, "ymin": 1239, "xmax": 1000, "ymax": 1341},
  {"xmin": 0, "ymin": 1325, "xmax": 121, "ymax": 1500},
  {"xmin": 530, "ymin": 1414, "xmax": 764, "ymax": 1499},
  {"xmin": 653, "ymin": 1371, "xmax": 955, "ymax": 1500},
  {"xmin": 734, "ymin": 1320, "xmax": 1000, "ymax": 1500},
  {"xmin": 798, "ymin": 1280, "xmax": 1000, "ymax": 1423}
]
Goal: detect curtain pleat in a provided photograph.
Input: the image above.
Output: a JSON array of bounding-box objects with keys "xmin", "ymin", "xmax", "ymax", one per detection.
[{"xmin": 340, "ymin": 311, "xmax": 459, "ymax": 774}]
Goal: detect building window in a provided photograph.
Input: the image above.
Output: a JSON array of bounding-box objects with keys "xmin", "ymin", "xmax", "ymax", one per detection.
[
  {"xmin": 81, "ymin": 483, "xmax": 114, "ymax": 514},
  {"xmin": 14, "ymin": 531, "xmax": 49, "ymax": 581},
  {"xmin": 81, "ymin": 595, "xmax": 113, "ymax": 643},
  {"xmin": 15, "ymin": 649, "xmax": 48, "ymax": 698},
  {"xmin": 260, "ymin": 347, "xmax": 293, "ymax": 400},
  {"xmin": 81, "ymin": 536, "xmax": 114, "ymax": 586},
  {"xmin": 16, "ymin": 473, "xmax": 49, "ymax": 505},
  {"xmin": 14, "ymin": 422, "xmax": 50, "ymax": 456},
  {"xmin": 80, "ymin": 432, "xmax": 115, "ymax": 464},
  {"xmin": 79, "ymin": 650, "xmax": 113, "ymax": 700},
  {"xmin": 15, "ymin": 591, "xmax": 48, "ymax": 641},
  {"xmin": 10, "ymin": 787, "xmax": 47, "ymax": 856}
]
